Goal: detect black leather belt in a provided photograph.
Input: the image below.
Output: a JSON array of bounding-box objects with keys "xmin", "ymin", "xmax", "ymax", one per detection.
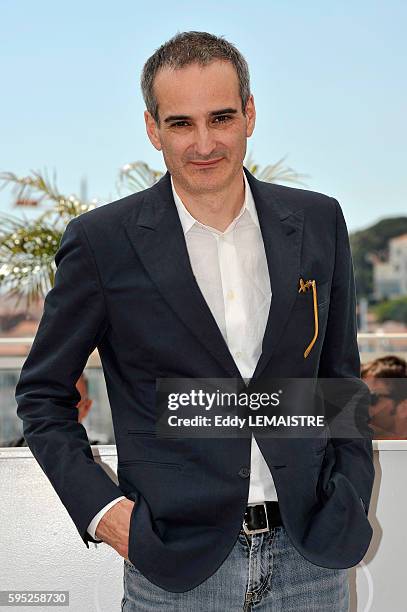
[{"xmin": 241, "ymin": 501, "xmax": 282, "ymax": 535}]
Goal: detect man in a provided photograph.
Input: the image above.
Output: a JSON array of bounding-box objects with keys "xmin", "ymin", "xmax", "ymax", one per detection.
[
  {"xmin": 362, "ymin": 355, "xmax": 407, "ymax": 439},
  {"xmin": 16, "ymin": 31, "xmax": 374, "ymax": 610}
]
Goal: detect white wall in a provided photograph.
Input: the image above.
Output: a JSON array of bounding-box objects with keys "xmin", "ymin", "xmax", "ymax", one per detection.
[{"xmin": 1, "ymin": 442, "xmax": 405, "ymax": 612}]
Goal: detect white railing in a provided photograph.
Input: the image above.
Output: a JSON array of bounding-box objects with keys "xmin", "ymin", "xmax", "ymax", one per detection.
[{"xmin": 1, "ymin": 334, "xmax": 407, "ymax": 365}]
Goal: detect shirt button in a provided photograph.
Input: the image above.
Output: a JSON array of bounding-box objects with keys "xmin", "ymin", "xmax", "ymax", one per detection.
[
  {"xmin": 226, "ymin": 289, "xmax": 235, "ymax": 300},
  {"xmin": 235, "ymin": 351, "xmax": 242, "ymax": 359},
  {"xmin": 238, "ymin": 467, "xmax": 250, "ymax": 478}
]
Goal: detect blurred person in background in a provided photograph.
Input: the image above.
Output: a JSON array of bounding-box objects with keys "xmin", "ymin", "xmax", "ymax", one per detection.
[
  {"xmin": 5, "ymin": 373, "xmax": 97, "ymax": 446},
  {"xmin": 75, "ymin": 372, "xmax": 93, "ymax": 424},
  {"xmin": 361, "ymin": 355, "xmax": 407, "ymax": 439}
]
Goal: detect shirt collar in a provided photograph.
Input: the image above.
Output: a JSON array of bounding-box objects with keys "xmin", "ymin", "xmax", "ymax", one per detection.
[{"xmin": 170, "ymin": 169, "xmax": 260, "ymax": 236}]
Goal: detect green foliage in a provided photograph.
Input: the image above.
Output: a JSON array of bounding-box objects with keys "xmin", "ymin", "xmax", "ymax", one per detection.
[
  {"xmin": 0, "ymin": 213, "xmax": 61, "ymax": 309},
  {"xmin": 373, "ymin": 296, "xmax": 407, "ymax": 324},
  {"xmin": 0, "ymin": 169, "xmax": 95, "ymax": 309}
]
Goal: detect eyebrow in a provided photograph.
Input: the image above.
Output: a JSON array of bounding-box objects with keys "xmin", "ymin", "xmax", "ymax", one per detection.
[{"xmin": 163, "ymin": 108, "xmax": 238, "ymax": 124}]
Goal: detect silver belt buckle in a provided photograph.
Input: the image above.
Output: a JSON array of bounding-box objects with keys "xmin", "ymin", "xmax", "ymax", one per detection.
[{"xmin": 243, "ymin": 502, "xmax": 269, "ymax": 535}]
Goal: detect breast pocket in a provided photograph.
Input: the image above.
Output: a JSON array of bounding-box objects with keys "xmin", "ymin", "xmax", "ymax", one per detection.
[{"xmin": 291, "ymin": 279, "xmax": 330, "ymax": 312}]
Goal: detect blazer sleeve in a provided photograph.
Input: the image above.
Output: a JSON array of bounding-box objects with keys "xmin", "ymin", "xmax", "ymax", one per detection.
[
  {"xmin": 317, "ymin": 198, "xmax": 375, "ymax": 515},
  {"xmin": 15, "ymin": 216, "xmax": 125, "ymax": 547}
]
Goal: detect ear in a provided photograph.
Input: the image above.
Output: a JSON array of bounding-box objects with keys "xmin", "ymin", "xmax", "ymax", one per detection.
[
  {"xmin": 78, "ymin": 399, "xmax": 93, "ymax": 422},
  {"xmin": 245, "ymin": 94, "xmax": 256, "ymax": 138},
  {"xmin": 144, "ymin": 110, "xmax": 162, "ymax": 151}
]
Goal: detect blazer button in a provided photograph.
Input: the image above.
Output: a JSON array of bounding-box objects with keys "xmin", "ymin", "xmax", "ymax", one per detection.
[{"xmin": 238, "ymin": 467, "xmax": 250, "ymax": 478}]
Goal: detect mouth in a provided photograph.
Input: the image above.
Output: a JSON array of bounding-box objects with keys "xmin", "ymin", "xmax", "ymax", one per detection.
[{"xmin": 190, "ymin": 158, "xmax": 224, "ymax": 168}]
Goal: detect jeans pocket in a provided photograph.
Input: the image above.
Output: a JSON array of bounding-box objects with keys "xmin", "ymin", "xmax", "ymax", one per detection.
[{"xmin": 124, "ymin": 557, "xmax": 139, "ymax": 573}]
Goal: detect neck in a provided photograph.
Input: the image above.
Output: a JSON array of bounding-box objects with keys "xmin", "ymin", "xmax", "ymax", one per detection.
[{"xmin": 172, "ymin": 170, "xmax": 245, "ymax": 232}]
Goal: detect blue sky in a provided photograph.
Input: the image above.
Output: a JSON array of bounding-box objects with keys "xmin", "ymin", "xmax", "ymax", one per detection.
[{"xmin": 1, "ymin": 0, "xmax": 406, "ymax": 231}]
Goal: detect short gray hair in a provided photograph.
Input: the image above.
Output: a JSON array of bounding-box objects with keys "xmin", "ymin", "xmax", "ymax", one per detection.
[{"xmin": 140, "ymin": 31, "xmax": 251, "ymax": 125}]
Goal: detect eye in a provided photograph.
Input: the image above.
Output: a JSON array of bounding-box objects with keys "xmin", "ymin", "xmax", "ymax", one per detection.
[
  {"xmin": 171, "ymin": 121, "xmax": 190, "ymax": 128},
  {"xmin": 214, "ymin": 115, "xmax": 232, "ymax": 123}
]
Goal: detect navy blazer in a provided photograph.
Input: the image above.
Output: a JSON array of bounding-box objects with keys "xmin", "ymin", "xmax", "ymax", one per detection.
[{"xmin": 15, "ymin": 167, "xmax": 375, "ymax": 592}]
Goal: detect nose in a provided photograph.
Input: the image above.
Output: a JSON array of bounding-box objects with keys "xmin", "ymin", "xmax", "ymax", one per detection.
[{"xmin": 194, "ymin": 125, "xmax": 217, "ymax": 158}]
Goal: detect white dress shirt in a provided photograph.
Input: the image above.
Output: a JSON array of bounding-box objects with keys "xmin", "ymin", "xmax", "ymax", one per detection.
[{"xmin": 87, "ymin": 169, "xmax": 278, "ymax": 541}]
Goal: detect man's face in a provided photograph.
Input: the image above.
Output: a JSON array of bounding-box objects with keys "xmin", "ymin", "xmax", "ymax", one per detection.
[
  {"xmin": 364, "ymin": 376, "xmax": 397, "ymax": 434},
  {"xmin": 144, "ymin": 60, "xmax": 255, "ymax": 195}
]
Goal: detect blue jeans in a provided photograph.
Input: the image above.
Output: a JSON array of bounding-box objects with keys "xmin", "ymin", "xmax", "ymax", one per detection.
[{"xmin": 121, "ymin": 526, "xmax": 349, "ymax": 611}]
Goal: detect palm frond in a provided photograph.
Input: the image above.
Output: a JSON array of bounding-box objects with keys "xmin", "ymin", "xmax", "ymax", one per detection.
[
  {"xmin": 0, "ymin": 213, "xmax": 62, "ymax": 308},
  {"xmin": 116, "ymin": 161, "xmax": 164, "ymax": 195},
  {"xmin": 245, "ymin": 152, "xmax": 308, "ymax": 186},
  {"xmin": 0, "ymin": 168, "xmax": 95, "ymax": 219},
  {"xmin": 0, "ymin": 168, "xmax": 63, "ymax": 204}
]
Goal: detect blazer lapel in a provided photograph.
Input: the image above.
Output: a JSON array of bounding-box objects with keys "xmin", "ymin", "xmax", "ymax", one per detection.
[
  {"xmin": 123, "ymin": 171, "xmax": 243, "ymax": 380},
  {"xmin": 243, "ymin": 168, "xmax": 304, "ymax": 384}
]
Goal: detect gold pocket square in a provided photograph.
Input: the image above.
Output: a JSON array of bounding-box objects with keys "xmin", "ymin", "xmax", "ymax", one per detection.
[{"xmin": 298, "ymin": 278, "xmax": 319, "ymax": 358}]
